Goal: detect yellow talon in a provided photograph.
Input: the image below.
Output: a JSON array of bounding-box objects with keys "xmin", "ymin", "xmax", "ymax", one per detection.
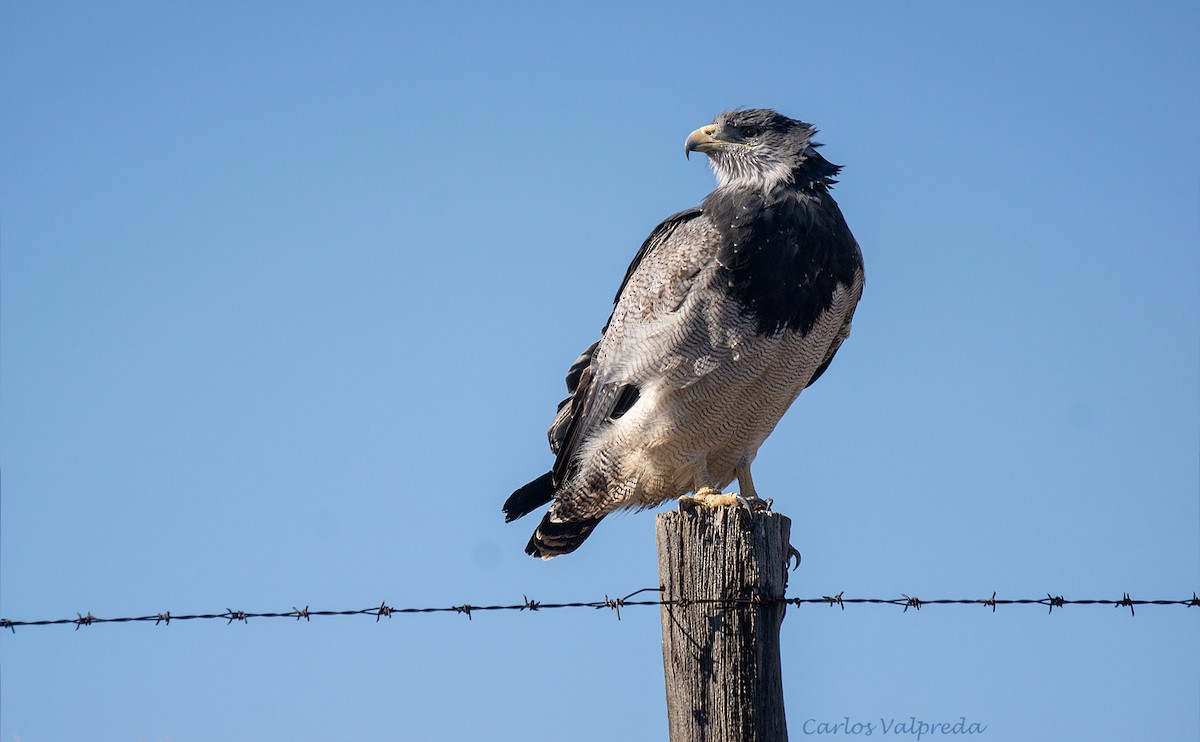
[{"xmin": 677, "ymin": 490, "xmax": 771, "ymax": 511}]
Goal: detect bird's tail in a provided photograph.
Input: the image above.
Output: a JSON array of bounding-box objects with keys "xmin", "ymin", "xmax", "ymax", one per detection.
[
  {"xmin": 503, "ymin": 471, "xmax": 556, "ymax": 522},
  {"xmin": 505, "ymin": 471, "xmax": 604, "ymax": 558},
  {"xmin": 525, "ymin": 511, "xmax": 603, "ymax": 560}
]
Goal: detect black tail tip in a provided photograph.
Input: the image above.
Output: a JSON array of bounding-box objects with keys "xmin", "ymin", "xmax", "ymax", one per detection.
[{"xmin": 503, "ymin": 471, "xmax": 555, "ymax": 523}]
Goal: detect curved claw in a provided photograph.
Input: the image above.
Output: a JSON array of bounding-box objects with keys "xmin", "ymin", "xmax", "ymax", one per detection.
[
  {"xmin": 735, "ymin": 494, "xmax": 772, "ymax": 513},
  {"xmin": 787, "ymin": 545, "xmax": 802, "ymax": 571}
]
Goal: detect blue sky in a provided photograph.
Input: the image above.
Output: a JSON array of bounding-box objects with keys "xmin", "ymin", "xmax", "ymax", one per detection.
[{"xmin": 2, "ymin": 2, "xmax": 1197, "ymax": 740}]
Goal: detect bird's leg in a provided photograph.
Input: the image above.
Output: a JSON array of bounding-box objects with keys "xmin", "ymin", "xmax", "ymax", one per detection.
[{"xmin": 733, "ymin": 464, "xmax": 772, "ymax": 512}]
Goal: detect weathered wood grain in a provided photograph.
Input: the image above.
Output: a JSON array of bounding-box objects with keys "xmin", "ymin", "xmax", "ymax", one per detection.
[{"xmin": 657, "ymin": 508, "xmax": 791, "ymax": 742}]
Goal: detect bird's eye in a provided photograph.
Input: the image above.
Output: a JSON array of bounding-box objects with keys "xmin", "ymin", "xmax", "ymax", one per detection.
[{"xmin": 741, "ymin": 127, "xmax": 760, "ymax": 138}]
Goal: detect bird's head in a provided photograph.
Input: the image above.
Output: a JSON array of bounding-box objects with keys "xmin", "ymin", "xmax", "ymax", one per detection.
[{"xmin": 685, "ymin": 108, "xmax": 838, "ymax": 191}]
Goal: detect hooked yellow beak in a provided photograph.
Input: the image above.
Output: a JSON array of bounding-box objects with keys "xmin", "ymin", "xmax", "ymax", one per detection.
[{"xmin": 684, "ymin": 124, "xmax": 720, "ymax": 159}]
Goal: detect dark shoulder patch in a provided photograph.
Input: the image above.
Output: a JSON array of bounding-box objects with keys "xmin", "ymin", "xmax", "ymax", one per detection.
[{"xmin": 705, "ymin": 189, "xmax": 862, "ymax": 336}]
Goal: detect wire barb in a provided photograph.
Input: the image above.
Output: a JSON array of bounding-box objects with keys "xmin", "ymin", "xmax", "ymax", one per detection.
[{"xmin": 602, "ymin": 595, "xmax": 624, "ymax": 620}]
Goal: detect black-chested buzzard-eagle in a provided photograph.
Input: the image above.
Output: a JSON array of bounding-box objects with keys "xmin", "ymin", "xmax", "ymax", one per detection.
[{"xmin": 504, "ymin": 109, "xmax": 865, "ymax": 559}]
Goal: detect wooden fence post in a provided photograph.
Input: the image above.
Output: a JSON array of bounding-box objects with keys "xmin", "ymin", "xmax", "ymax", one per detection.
[{"xmin": 656, "ymin": 507, "xmax": 791, "ymax": 742}]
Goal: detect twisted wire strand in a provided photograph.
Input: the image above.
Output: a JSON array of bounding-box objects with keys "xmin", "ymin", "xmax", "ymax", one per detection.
[{"xmin": 4, "ymin": 589, "xmax": 1196, "ymax": 631}]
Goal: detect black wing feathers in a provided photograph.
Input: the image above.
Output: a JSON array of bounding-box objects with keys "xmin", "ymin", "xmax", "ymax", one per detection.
[
  {"xmin": 610, "ymin": 385, "xmax": 640, "ymax": 420},
  {"xmin": 548, "ymin": 340, "xmax": 600, "ymax": 455},
  {"xmin": 564, "ymin": 340, "xmax": 599, "ymax": 394}
]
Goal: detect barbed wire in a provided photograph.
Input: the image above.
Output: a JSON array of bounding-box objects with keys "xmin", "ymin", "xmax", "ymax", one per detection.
[{"xmin": 3, "ymin": 589, "xmax": 1197, "ymax": 631}]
